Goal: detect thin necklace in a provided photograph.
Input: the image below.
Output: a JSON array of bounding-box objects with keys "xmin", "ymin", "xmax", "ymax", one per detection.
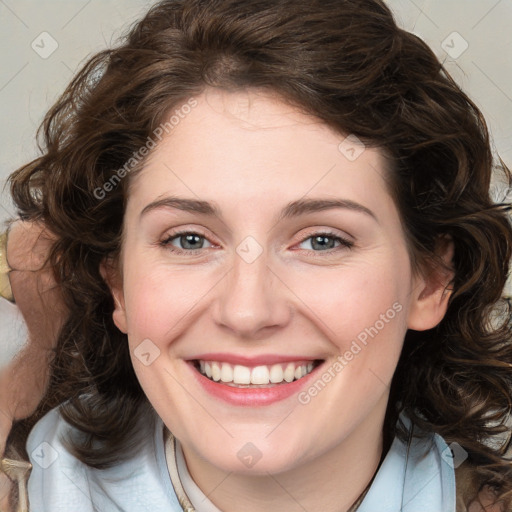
[{"xmin": 164, "ymin": 429, "xmax": 375, "ymax": 512}]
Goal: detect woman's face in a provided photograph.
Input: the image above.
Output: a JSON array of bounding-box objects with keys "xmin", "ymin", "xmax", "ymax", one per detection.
[{"xmin": 110, "ymin": 88, "xmax": 448, "ymax": 475}]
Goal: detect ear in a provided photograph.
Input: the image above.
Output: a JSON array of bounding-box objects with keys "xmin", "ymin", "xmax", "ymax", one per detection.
[
  {"xmin": 100, "ymin": 257, "xmax": 128, "ymax": 334},
  {"xmin": 407, "ymin": 236, "xmax": 455, "ymax": 331}
]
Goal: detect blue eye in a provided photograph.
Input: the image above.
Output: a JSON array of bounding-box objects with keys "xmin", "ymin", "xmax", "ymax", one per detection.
[
  {"xmin": 298, "ymin": 232, "xmax": 354, "ymax": 252},
  {"xmin": 160, "ymin": 231, "xmax": 213, "ymax": 253},
  {"xmin": 159, "ymin": 230, "xmax": 353, "ymax": 256}
]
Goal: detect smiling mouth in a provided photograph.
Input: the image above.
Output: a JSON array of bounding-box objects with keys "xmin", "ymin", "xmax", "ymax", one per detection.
[{"xmin": 191, "ymin": 359, "xmax": 324, "ymax": 388}]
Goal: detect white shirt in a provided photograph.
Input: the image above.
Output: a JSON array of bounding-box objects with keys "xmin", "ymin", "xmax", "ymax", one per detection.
[{"xmin": 173, "ymin": 439, "xmax": 223, "ymax": 512}]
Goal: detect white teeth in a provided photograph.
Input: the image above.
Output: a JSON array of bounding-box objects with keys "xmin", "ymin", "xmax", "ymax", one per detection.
[
  {"xmin": 211, "ymin": 362, "xmax": 221, "ymax": 381},
  {"xmin": 283, "ymin": 363, "xmax": 295, "ymax": 382},
  {"xmin": 233, "ymin": 365, "xmax": 251, "ymax": 384},
  {"xmin": 251, "ymin": 365, "xmax": 270, "ymax": 385},
  {"xmin": 220, "ymin": 363, "xmax": 233, "ymax": 382},
  {"xmin": 196, "ymin": 360, "xmax": 318, "ymax": 385},
  {"xmin": 269, "ymin": 364, "xmax": 284, "ymax": 383}
]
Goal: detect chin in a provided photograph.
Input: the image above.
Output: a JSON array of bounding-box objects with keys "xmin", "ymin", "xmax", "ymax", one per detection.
[{"xmin": 195, "ymin": 434, "xmax": 312, "ymax": 475}]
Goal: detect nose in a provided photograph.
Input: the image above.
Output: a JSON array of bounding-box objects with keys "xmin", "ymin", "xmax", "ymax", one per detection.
[{"xmin": 213, "ymin": 248, "xmax": 292, "ymax": 339}]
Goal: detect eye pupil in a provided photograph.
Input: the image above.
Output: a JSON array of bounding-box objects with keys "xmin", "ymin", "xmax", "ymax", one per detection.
[
  {"xmin": 312, "ymin": 235, "xmax": 335, "ymax": 250},
  {"xmin": 181, "ymin": 234, "xmax": 203, "ymax": 249},
  {"xmin": 166, "ymin": 232, "xmax": 348, "ymax": 254}
]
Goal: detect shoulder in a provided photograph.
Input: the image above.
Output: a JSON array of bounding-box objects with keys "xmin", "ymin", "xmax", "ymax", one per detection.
[
  {"xmin": 26, "ymin": 404, "xmax": 183, "ymax": 512},
  {"xmin": 26, "ymin": 406, "xmax": 93, "ymax": 512},
  {"xmin": 391, "ymin": 414, "xmax": 511, "ymax": 512}
]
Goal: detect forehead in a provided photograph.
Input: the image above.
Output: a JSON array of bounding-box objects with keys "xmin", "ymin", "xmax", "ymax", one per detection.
[{"xmin": 128, "ymin": 88, "xmax": 394, "ymax": 218}]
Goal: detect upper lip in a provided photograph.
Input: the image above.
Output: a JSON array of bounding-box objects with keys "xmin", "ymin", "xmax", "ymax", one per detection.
[{"xmin": 186, "ymin": 353, "xmax": 323, "ymax": 366}]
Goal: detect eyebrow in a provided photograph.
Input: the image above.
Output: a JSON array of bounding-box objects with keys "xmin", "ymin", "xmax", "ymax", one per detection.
[{"xmin": 140, "ymin": 196, "xmax": 377, "ymax": 222}]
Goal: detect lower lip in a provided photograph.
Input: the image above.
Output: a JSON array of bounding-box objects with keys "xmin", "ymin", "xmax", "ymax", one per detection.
[{"xmin": 187, "ymin": 361, "xmax": 324, "ymax": 406}]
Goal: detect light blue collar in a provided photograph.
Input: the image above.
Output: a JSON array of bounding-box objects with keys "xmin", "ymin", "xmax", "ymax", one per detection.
[
  {"xmin": 168, "ymin": 412, "xmax": 456, "ymax": 512},
  {"xmin": 358, "ymin": 415, "xmax": 456, "ymax": 511},
  {"xmin": 26, "ymin": 406, "xmax": 456, "ymax": 511}
]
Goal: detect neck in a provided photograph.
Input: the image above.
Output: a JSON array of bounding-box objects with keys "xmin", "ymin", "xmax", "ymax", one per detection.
[{"xmin": 180, "ymin": 401, "xmax": 387, "ymax": 512}]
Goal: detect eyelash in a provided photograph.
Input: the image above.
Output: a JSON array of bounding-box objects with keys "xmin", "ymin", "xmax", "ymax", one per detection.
[{"xmin": 159, "ymin": 229, "xmax": 354, "ymax": 256}]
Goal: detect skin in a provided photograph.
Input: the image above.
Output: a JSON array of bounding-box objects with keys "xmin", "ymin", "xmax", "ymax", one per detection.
[
  {"xmin": 1, "ymin": 221, "xmax": 62, "ymax": 451},
  {"xmin": 0, "ymin": 88, "xmax": 502, "ymax": 511},
  {"xmin": 106, "ymin": 87, "xmax": 454, "ymax": 512},
  {"xmin": 0, "ymin": 221, "xmax": 63, "ymax": 509}
]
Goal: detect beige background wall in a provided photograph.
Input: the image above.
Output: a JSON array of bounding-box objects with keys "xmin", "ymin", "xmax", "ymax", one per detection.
[
  {"xmin": 1, "ymin": 0, "xmax": 510, "ymax": 215},
  {"xmin": 0, "ymin": 1, "xmax": 511, "ymax": 363}
]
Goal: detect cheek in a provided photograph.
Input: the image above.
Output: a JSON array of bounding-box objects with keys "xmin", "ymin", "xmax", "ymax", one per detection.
[
  {"xmin": 286, "ymin": 257, "xmax": 409, "ymax": 352},
  {"xmin": 122, "ymin": 263, "xmax": 213, "ymax": 343}
]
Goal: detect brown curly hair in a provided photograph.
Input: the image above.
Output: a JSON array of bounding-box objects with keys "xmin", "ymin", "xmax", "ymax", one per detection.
[{"xmin": 8, "ymin": 0, "xmax": 512, "ymax": 499}]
